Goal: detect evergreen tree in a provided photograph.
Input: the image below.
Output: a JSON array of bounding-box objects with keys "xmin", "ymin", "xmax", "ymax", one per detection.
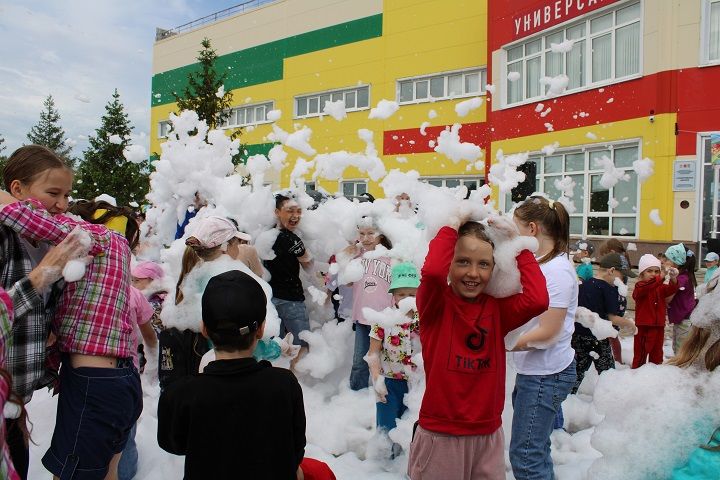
[
  {"xmin": 0, "ymin": 133, "xmax": 7, "ymax": 179},
  {"xmin": 26, "ymin": 95, "xmax": 73, "ymax": 159},
  {"xmin": 174, "ymin": 38, "xmax": 234, "ymax": 130},
  {"xmin": 74, "ymin": 90, "xmax": 150, "ymax": 206}
]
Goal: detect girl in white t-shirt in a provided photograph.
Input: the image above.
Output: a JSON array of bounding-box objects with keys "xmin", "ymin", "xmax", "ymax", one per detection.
[{"xmin": 509, "ymin": 196, "xmax": 578, "ymax": 480}]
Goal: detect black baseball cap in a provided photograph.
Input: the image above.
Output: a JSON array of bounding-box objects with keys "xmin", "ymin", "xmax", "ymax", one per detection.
[
  {"xmin": 599, "ymin": 253, "xmax": 637, "ymax": 278},
  {"xmin": 201, "ymin": 270, "xmax": 267, "ymax": 336}
]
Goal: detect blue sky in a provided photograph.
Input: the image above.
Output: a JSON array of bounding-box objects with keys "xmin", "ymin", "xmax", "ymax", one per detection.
[{"xmin": 0, "ymin": 0, "xmax": 239, "ymax": 158}]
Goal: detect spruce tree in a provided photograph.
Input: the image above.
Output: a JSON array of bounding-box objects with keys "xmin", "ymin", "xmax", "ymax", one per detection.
[
  {"xmin": 26, "ymin": 95, "xmax": 73, "ymax": 159},
  {"xmin": 74, "ymin": 90, "xmax": 150, "ymax": 206},
  {"xmin": 174, "ymin": 38, "xmax": 234, "ymax": 130},
  {"xmin": 0, "ymin": 133, "xmax": 7, "ymax": 179}
]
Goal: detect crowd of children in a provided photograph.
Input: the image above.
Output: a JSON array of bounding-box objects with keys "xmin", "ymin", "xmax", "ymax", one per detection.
[{"xmin": 0, "ymin": 143, "xmax": 717, "ymax": 480}]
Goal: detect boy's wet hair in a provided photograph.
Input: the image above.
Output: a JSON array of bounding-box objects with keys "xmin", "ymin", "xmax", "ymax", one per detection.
[{"xmin": 458, "ymin": 221, "xmax": 494, "ymax": 248}]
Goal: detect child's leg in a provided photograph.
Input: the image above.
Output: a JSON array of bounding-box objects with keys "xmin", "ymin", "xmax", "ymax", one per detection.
[
  {"xmin": 647, "ymin": 327, "xmax": 665, "ymax": 364},
  {"xmin": 349, "ymin": 323, "xmax": 371, "ymax": 390},
  {"xmin": 632, "ymin": 329, "xmax": 647, "ymax": 369},
  {"xmin": 673, "ymin": 320, "xmax": 691, "ymax": 354},
  {"xmin": 510, "ymin": 362, "xmax": 575, "ymax": 480},
  {"xmin": 593, "ymin": 339, "xmax": 615, "ymax": 375},
  {"xmin": 571, "ymin": 334, "xmax": 593, "ymax": 394},
  {"xmin": 408, "ymin": 426, "xmax": 504, "ymax": 480},
  {"xmin": 376, "ymin": 378, "xmax": 409, "ymax": 431},
  {"xmin": 42, "ymin": 356, "xmax": 142, "ymax": 480}
]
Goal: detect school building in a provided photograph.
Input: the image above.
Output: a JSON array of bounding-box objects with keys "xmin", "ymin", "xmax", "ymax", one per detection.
[{"xmin": 150, "ymin": 0, "xmax": 720, "ymax": 259}]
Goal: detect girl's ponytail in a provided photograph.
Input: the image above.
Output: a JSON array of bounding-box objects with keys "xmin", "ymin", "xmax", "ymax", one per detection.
[{"xmin": 514, "ymin": 196, "xmax": 570, "ymax": 264}]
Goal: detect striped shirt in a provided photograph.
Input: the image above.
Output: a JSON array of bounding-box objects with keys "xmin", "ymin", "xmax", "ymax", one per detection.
[{"xmin": 0, "ymin": 200, "xmax": 133, "ymax": 359}]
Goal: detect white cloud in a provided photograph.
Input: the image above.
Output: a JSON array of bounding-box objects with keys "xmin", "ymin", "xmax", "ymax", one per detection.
[{"xmin": 0, "ymin": 0, "xmax": 237, "ymax": 158}]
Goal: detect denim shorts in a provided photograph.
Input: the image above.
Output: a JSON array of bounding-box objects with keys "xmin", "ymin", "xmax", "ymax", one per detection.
[
  {"xmin": 42, "ymin": 355, "xmax": 142, "ymax": 480},
  {"xmin": 272, "ymin": 298, "xmax": 310, "ymax": 348}
]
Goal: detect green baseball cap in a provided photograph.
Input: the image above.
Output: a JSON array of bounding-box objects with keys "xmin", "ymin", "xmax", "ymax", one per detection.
[{"xmin": 389, "ymin": 262, "xmax": 420, "ymax": 292}]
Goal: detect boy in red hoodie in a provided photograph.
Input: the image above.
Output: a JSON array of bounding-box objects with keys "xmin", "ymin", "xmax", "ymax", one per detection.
[
  {"xmin": 631, "ymin": 253, "xmax": 679, "ymax": 368},
  {"xmin": 407, "ymin": 217, "xmax": 549, "ymax": 480}
]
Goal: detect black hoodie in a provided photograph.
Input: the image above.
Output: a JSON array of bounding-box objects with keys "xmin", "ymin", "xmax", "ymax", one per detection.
[{"xmin": 158, "ymin": 357, "xmax": 306, "ymax": 479}]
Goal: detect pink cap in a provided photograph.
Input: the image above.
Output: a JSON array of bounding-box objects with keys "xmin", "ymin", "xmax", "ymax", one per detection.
[
  {"xmin": 638, "ymin": 254, "xmax": 661, "ymax": 274},
  {"xmin": 186, "ymin": 216, "xmax": 250, "ymax": 249},
  {"xmin": 131, "ymin": 261, "xmax": 164, "ymax": 280}
]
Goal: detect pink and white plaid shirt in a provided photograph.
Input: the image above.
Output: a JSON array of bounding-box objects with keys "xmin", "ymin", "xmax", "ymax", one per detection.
[
  {"xmin": 0, "ymin": 200, "xmax": 133, "ymax": 359},
  {"xmin": 0, "ymin": 287, "xmax": 20, "ymax": 480}
]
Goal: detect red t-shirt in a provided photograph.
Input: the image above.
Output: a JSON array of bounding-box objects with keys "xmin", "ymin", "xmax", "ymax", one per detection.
[{"xmin": 417, "ymin": 227, "xmax": 549, "ymax": 436}]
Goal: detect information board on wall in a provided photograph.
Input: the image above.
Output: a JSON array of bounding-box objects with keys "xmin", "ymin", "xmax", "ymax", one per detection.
[{"xmin": 673, "ymin": 159, "xmax": 696, "ymax": 191}]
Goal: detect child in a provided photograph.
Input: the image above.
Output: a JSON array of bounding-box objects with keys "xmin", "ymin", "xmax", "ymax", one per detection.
[
  {"xmin": 571, "ymin": 253, "xmax": 636, "ymax": 393},
  {"xmin": 1, "ymin": 149, "xmax": 141, "ymax": 479},
  {"xmin": 366, "ymin": 261, "xmax": 419, "ymax": 457},
  {"xmin": 572, "ymin": 240, "xmax": 595, "ymax": 281},
  {"xmin": 345, "ymin": 216, "xmax": 393, "ymax": 391},
  {"xmin": 0, "ymin": 287, "xmax": 22, "ymax": 480},
  {"xmin": 131, "ymin": 260, "xmax": 167, "ymax": 332},
  {"xmin": 407, "ymin": 216, "xmax": 549, "ymax": 480},
  {"xmin": 704, "ymin": 252, "xmax": 719, "ymax": 284},
  {"xmin": 157, "ymin": 270, "xmax": 306, "ymax": 479},
  {"xmin": 665, "ymin": 243, "xmax": 697, "ymax": 353},
  {"xmin": 509, "ymin": 197, "xmax": 579, "ymax": 479},
  {"xmin": 631, "ymin": 254, "xmax": 679, "ymax": 368}
]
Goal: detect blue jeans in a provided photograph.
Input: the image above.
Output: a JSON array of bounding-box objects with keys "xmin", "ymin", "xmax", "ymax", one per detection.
[
  {"xmin": 349, "ymin": 323, "xmax": 371, "ymax": 390},
  {"xmin": 376, "ymin": 377, "xmax": 408, "ymax": 432},
  {"xmin": 510, "ymin": 360, "xmax": 576, "ymax": 480},
  {"xmin": 118, "ymin": 423, "xmax": 137, "ymax": 480},
  {"xmin": 272, "ymin": 298, "xmax": 310, "ymax": 348}
]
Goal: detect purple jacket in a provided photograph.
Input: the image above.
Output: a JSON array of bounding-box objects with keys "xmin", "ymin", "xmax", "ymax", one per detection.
[{"xmin": 667, "ymin": 272, "xmax": 696, "ymax": 324}]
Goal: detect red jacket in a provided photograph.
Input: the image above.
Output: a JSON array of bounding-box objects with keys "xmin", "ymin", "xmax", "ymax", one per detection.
[
  {"xmin": 417, "ymin": 227, "xmax": 549, "ymax": 436},
  {"xmin": 632, "ymin": 275, "xmax": 679, "ymax": 327}
]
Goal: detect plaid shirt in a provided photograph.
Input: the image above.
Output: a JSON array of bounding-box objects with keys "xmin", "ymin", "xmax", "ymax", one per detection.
[
  {"xmin": 0, "ymin": 287, "xmax": 21, "ymax": 480},
  {"xmin": 0, "ymin": 200, "xmax": 133, "ymax": 359},
  {"xmin": 0, "ymin": 224, "xmax": 59, "ymax": 402}
]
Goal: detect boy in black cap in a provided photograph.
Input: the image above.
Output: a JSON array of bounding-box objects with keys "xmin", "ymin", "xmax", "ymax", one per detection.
[
  {"xmin": 571, "ymin": 253, "xmax": 637, "ymax": 393},
  {"xmin": 157, "ymin": 270, "xmax": 306, "ymax": 480}
]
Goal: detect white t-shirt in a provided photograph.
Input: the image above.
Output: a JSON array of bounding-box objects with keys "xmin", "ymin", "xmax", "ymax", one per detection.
[{"xmin": 512, "ymin": 253, "xmax": 578, "ymax": 375}]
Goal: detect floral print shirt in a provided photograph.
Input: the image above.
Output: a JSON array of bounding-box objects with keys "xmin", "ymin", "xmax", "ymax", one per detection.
[{"xmin": 369, "ymin": 312, "xmax": 419, "ymax": 381}]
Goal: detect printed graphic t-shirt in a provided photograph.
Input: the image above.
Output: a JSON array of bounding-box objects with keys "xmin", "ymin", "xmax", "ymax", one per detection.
[
  {"xmin": 264, "ymin": 229, "xmax": 306, "ymax": 301},
  {"xmin": 351, "ymin": 256, "xmax": 393, "ymax": 325}
]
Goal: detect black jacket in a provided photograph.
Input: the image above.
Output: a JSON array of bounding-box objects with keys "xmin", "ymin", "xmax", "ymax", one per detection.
[{"xmin": 157, "ymin": 357, "xmax": 306, "ymax": 479}]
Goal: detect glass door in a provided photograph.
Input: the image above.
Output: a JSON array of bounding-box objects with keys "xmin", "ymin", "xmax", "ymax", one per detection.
[{"xmin": 700, "ymin": 135, "xmax": 720, "ymax": 257}]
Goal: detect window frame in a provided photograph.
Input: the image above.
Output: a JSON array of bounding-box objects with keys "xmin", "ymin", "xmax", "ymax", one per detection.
[
  {"xmin": 420, "ymin": 176, "xmax": 486, "ymax": 196},
  {"xmin": 701, "ymin": 0, "xmax": 720, "ymax": 66},
  {"xmin": 158, "ymin": 121, "xmax": 171, "ymax": 138},
  {"xmin": 340, "ymin": 180, "xmax": 368, "ymax": 198},
  {"xmin": 396, "ymin": 67, "xmax": 487, "ymax": 105},
  {"xmin": 502, "ymin": 1, "xmax": 643, "ymax": 108},
  {"xmin": 502, "ymin": 140, "xmax": 642, "ymax": 239},
  {"xmin": 294, "ymin": 85, "xmax": 371, "ymax": 119},
  {"xmin": 219, "ymin": 101, "xmax": 275, "ymax": 129}
]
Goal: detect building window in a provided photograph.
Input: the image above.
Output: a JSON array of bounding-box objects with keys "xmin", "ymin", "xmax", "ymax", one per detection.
[
  {"xmin": 422, "ymin": 177, "xmax": 485, "ymax": 197},
  {"xmin": 704, "ymin": 0, "xmax": 720, "ymax": 64},
  {"xmin": 505, "ymin": 143, "xmax": 640, "ymax": 238},
  {"xmin": 505, "ymin": 2, "xmax": 641, "ymax": 105},
  {"xmin": 295, "ymin": 86, "xmax": 370, "ymax": 119},
  {"xmin": 397, "ymin": 68, "xmax": 487, "ymax": 104},
  {"xmin": 341, "ymin": 180, "xmax": 367, "ymax": 198},
  {"xmin": 158, "ymin": 121, "xmax": 171, "ymax": 138},
  {"xmin": 220, "ymin": 102, "xmax": 274, "ymax": 128}
]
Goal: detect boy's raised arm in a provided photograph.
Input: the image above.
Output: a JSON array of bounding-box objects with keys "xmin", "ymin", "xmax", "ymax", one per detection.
[{"xmin": 417, "ymin": 226, "xmax": 457, "ymax": 318}]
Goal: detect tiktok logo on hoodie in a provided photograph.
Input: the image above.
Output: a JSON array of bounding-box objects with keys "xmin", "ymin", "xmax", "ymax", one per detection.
[{"xmin": 447, "ymin": 310, "xmax": 496, "ymax": 374}]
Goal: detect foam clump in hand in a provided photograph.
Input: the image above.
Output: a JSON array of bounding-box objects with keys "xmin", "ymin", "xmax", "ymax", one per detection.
[
  {"xmin": 482, "ymin": 214, "xmax": 539, "ymax": 299},
  {"xmin": 61, "ymin": 226, "xmax": 93, "ymax": 282},
  {"xmin": 575, "ymin": 306, "xmax": 618, "ymax": 340}
]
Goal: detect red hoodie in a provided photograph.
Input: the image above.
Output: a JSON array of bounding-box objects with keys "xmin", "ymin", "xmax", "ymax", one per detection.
[
  {"xmin": 632, "ymin": 275, "xmax": 679, "ymax": 327},
  {"xmin": 417, "ymin": 227, "xmax": 549, "ymax": 436}
]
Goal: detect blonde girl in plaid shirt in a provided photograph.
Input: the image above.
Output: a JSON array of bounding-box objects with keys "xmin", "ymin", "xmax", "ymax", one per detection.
[{"xmin": 1, "ymin": 145, "xmax": 141, "ymax": 480}]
